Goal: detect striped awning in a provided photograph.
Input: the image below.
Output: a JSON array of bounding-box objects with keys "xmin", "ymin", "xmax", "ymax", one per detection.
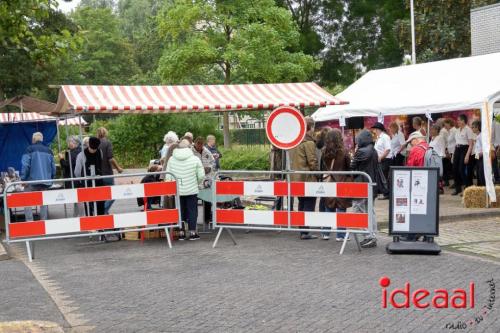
[
  {"xmin": 54, "ymin": 82, "xmax": 347, "ymax": 113},
  {"xmin": 0, "ymin": 112, "xmax": 56, "ymax": 123}
]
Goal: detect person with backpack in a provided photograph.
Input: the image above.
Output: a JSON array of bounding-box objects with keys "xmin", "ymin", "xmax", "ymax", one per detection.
[{"xmin": 406, "ymin": 132, "xmax": 429, "ymax": 167}]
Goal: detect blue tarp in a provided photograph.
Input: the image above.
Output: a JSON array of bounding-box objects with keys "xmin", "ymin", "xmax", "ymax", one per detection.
[{"xmin": 0, "ymin": 121, "xmax": 57, "ymax": 173}]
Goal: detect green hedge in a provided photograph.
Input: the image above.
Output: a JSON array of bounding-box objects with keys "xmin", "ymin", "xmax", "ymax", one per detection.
[
  {"xmin": 219, "ymin": 145, "xmax": 270, "ymax": 171},
  {"xmin": 230, "ymin": 128, "xmax": 269, "ymax": 146}
]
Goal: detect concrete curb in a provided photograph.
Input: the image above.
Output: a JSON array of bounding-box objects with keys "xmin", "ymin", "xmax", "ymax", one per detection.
[
  {"xmin": 0, "ymin": 241, "xmax": 10, "ymax": 261},
  {"xmin": 378, "ymin": 210, "xmax": 500, "ymax": 229}
]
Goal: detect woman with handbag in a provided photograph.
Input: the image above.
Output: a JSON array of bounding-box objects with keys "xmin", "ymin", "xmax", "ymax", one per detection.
[{"xmin": 321, "ymin": 129, "xmax": 352, "ymax": 241}]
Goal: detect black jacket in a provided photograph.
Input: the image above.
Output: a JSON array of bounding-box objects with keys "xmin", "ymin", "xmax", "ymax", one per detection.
[
  {"xmin": 351, "ymin": 130, "xmax": 387, "ymax": 196},
  {"xmin": 61, "ymin": 146, "xmax": 82, "ymax": 188}
]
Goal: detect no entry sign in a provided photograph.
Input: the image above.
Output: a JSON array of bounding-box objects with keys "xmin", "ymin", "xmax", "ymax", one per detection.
[{"xmin": 266, "ymin": 107, "xmax": 306, "ymax": 150}]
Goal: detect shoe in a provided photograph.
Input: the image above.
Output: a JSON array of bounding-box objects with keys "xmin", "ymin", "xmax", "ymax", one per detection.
[
  {"xmin": 321, "ymin": 234, "xmax": 330, "ymax": 240},
  {"xmin": 379, "ymin": 195, "xmax": 389, "ymax": 200},
  {"xmin": 359, "ymin": 238, "xmax": 371, "ymax": 246},
  {"xmin": 189, "ymin": 233, "xmax": 200, "ymax": 241},
  {"xmin": 336, "ymin": 237, "xmax": 351, "ymax": 242},
  {"xmin": 300, "ymin": 234, "xmax": 318, "ymax": 240},
  {"xmin": 178, "ymin": 231, "xmax": 186, "ymax": 241},
  {"xmin": 360, "ymin": 238, "xmax": 377, "ymax": 248},
  {"xmin": 451, "ymin": 191, "xmax": 461, "ymax": 196}
]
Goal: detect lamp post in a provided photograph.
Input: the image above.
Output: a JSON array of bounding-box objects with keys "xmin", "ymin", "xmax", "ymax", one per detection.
[{"xmin": 410, "ymin": 0, "xmax": 416, "ymax": 64}]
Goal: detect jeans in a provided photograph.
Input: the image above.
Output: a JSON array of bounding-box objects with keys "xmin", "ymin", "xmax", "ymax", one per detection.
[
  {"xmin": 352, "ymin": 198, "xmax": 377, "ymax": 238},
  {"xmin": 324, "ymin": 207, "xmax": 346, "ymax": 238},
  {"xmin": 180, "ymin": 195, "xmax": 198, "ymax": 231},
  {"xmin": 102, "ymin": 177, "xmax": 115, "ymax": 214},
  {"xmin": 24, "ymin": 185, "xmax": 49, "ymax": 221},
  {"xmin": 298, "ymin": 197, "xmax": 317, "ymax": 236}
]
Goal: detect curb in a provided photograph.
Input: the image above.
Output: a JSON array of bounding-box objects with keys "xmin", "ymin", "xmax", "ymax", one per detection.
[
  {"xmin": 0, "ymin": 242, "xmax": 9, "ymax": 261},
  {"xmin": 378, "ymin": 210, "xmax": 500, "ymax": 229}
]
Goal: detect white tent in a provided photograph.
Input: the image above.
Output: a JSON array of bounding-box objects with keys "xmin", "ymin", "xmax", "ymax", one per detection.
[{"xmin": 313, "ymin": 52, "xmax": 500, "ymax": 202}]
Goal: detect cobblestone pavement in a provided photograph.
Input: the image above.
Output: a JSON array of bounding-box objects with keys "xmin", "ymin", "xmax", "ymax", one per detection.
[
  {"xmin": 437, "ymin": 216, "xmax": 500, "ymax": 260},
  {"xmin": 0, "ymin": 259, "xmax": 68, "ymax": 329},
  {"xmin": 3, "ymin": 229, "xmax": 500, "ymax": 333}
]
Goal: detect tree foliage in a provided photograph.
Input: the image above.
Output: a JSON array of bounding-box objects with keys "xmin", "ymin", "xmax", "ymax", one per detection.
[
  {"xmin": 61, "ymin": 6, "xmax": 141, "ymax": 85},
  {"xmin": 397, "ymin": 0, "xmax": 500, "ymax": 63},
  {"xmin": 157, "ymin": 0, "xmax": 319, "ymax": 84},
  {"xmin": 0, "ymin": 0, "xmax": 80, "ymax": 97}
]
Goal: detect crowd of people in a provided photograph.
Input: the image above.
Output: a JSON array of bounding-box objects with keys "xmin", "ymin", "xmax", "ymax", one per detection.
[
  {"xmin": 6, "ymin": 113, "xmax": 499, "ymax": 246},
  {"xmin": 286, "ymin": 113, "xmax": 499, "ymax": 248}
]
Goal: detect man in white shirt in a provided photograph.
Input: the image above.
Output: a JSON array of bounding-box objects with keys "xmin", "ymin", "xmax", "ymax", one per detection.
[
  {"xmin": 371, "ymin": 122, "xmax": 391, "ymax": 199},
  {"xmin": 452, "ymin": 114, "xmax": 475, "ymax": 195},
  {"xmin": 472, "ymin": 120, "xmax": 485, "ymax": 186}
]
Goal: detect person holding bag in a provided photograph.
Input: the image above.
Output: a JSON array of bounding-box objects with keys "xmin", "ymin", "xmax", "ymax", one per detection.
[{"xmin": 321, "ymin": 129, "xmax": 352, "ymax": 241}]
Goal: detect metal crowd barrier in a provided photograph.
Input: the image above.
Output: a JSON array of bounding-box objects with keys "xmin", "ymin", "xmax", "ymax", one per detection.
[
  {"xmin": 2, "ymin": 171, "xmax": 181, "ymax": 261},
  {"xmin": 211, "ymin": 170, "xmax": 375, "ymax": 255}
]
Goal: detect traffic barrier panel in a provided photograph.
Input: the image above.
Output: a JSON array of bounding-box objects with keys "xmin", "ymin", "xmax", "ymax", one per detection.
[
  {"xmin": 211, "ymin": 170, "xmax": 374, "ymax": 254},
  {"xmin": 3, "ymin": 171, "xmax": 181, "ymax": 261}
]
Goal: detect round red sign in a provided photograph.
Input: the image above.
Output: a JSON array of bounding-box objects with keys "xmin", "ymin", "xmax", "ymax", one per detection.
[{"xmin": 266, "ymin": 107, "xmax": 306, "ymax": 150}]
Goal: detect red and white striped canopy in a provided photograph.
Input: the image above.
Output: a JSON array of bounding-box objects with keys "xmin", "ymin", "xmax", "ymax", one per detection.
[
  {"xmin": 55, "ymin": 83, "xmax": 347, "ymax": 113},
  {"xmin": 0, "ymin": 112, "xmax": 56, "ymax": 123}
]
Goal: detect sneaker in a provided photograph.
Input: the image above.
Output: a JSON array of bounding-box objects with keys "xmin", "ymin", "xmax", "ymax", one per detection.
[
  {"xmin": 360, "ymin": 237, "xmax": 377, "ymax": 248},
  {"xmin": 178, "ymin": 231, "xmax": 186, "ymax": 241},
  {"xmin": 336, "ymin": 237, "xmax": 351, "ymax": 242},
  {"xmin": 189, "ymin": 233, "xmax": 200, "ymax": 241},
  {"xmin": 321, "ymin": 234, "xmax": 330, "ymax": 240},
  {"xmin": 359, "ymin": 238, "xmax": 371, "ymax": 246},
  {"xmin": 300, "ymin": 234, "xmax": 318, "ymax": 240}
]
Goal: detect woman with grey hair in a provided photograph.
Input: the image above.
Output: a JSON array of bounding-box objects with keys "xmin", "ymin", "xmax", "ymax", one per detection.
[
  {"xmin": 160, "ymin": 131, "xmax": 179, "ymax": 161},
  {"xmin": 59, "ymin": 135, "xmax": 82, "ymax": 189}
]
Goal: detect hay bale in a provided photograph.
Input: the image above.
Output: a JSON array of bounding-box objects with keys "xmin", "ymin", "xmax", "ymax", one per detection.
[{"xmin": 463, "ymin": 186, "xmax": 500, "ymax": 208}]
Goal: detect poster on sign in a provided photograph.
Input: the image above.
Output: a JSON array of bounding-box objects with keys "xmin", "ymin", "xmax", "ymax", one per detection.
[
  {"xmin": 410, "ymin": 170, "xmax": 428, "ymax": 215},
  {"xmin": 389, "ymin": 167, "xmax": 439, "ymax": 236}
]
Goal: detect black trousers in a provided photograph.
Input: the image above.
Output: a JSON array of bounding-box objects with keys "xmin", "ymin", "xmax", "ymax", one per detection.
[
  {"xmin": 392, "ymin": 154, "xmax": 405, "ymax": 167},
  {"xmin": 381, "ymin": 158, "xmax": 391, "ymax": 196},
  {"xmin": 453, "ymin": 145, "xmax": 473, "ymax": 192},
  {"xmin": 298, "ymin": 197, "xmax": 317, "ymax": 235},
  {"xmin": 476, "ymin": 157, "xmax": 485, "ymax": 186},
  {"xmin": 442, "ymin": 156, "xmax": 453, "ymax": 184},
  {"xmin": 180, "ymin": 195, "xmax": 198, "ymax": 231}
]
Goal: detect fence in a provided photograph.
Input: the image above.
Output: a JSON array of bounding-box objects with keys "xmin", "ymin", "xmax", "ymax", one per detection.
[
  {"xmin": 2, "ymin": 171, "xmax": 181, "ymax": 261},
  {"xmin": 211, "ymin": 170, "xmax": 374, "ymax": 255}
]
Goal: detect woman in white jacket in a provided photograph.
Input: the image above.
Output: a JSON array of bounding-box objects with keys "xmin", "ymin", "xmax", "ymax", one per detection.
[{"xmin": 166, "ymin": 139, "xmax": 205, "ymax": 240}]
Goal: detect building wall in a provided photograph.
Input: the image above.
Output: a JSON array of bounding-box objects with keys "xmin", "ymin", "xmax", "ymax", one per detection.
[{"xmin": 471, "ymin": 3, "xmax": 500, "ymax": 56}]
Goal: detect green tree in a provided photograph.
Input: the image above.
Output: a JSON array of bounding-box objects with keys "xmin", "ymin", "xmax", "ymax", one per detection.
[
  {"xmin": 59, "ymin": 6, "xmax": 141, "ymax": 85},
  {"xmin": 0, "ymin": 0, "xmax": 79, "ymax": 98},
  {"xmin": 320, "ymin": 0, "xmax": 407, "ymax": 86},
  {"xmin": 117, "ymin": 0, "xmax": 164, "ymax": 83},
  {"xmin": 157, "ymin": 0, "xmax": 319, "ymax": 148},
  {"xmin": 397, "ymin": 0, "xmax": 499, "ymax": 63}
]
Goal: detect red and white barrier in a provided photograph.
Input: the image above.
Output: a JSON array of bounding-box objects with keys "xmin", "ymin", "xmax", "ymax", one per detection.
[
  {"xmin": 216, "ymin": 181, "xmax": 368, "ymax": 198},
  {"xmin": 9, "ymin": 209, "xmax": 179, "ymax": 238},
  {"xmin": 215, "ymin": 210, "xmax": 369, "ymax": 229},
  {"xmin": 212, "ymin": 175, "xmax": 374, "ymax": 254},
  {"xmin": 3, "ymin": 175, "xmax": 181, "ymax": 262},
  {"xmin": 6, "ymin": 181, "xmax": 177, "ymax": 208}
]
